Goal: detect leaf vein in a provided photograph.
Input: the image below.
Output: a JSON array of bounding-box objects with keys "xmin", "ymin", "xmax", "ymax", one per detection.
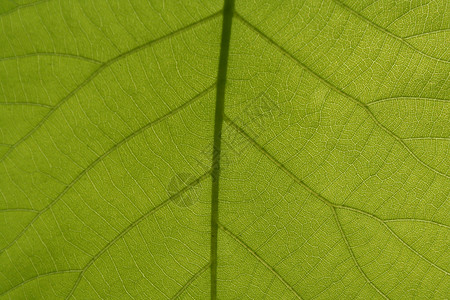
[
  {"xmin": 234, "ymin": 13, "xmax": 449, "ymax": 179},
  {"xmin": 0, "ymin": 270, "xmax": 82, "ymax": 297},
  {"xmin": 332, "ymin": 208, "xmax": 390, "ymax": 299},
  {"xmin": 225, "ymin": 115, "xmax": 449, "ymax": 275},
  {"xmin": 65, "ymin": 172, "xmax": 211, "ymax": 299},
  {"xmin": 219, "ymin": 224, "xmax": 303, "ymax": 300},
  {"xmin": 331, "ymin": 0, "xmax": 450, "ymax": 63},
  {"xmin": 0, "ymin": 52, "xmax": 103, "ymax": 64},
  {"xmin": 0, "ymin": 11, "xmax": 221, "ymax": 162},
  {"xmin": 0, "ymin": 85, "xmax": 214, "ymax": 254},
  {"xmin": 171, "ymin": 263, "xmax": 210, "ymax": 300}
]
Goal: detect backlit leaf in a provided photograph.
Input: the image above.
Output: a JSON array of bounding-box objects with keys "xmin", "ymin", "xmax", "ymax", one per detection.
[{"xmin": 0, "ymin": 0, "xmax": 449, "ymax": 299}]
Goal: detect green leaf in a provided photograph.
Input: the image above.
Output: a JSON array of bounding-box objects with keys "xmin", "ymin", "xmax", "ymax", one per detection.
[{"xmin": 0, "ymin": 0, "xmax": 449, "ymax": 299}]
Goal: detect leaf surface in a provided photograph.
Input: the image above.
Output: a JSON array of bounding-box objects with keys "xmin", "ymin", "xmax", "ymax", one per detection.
[{"xmin": 0, "ymin": 0, "xmax": 449, "ymax": 299}]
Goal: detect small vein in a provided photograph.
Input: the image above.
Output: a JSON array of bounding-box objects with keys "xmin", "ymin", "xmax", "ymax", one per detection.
[
  {"xmin": 218, "ymin": 223, "xmax": 303, "ymax": 300},
  {"xmin": 0, "ymin": 0, "xmax": 51, "ymax": 18},
  {"xmin": 0, "ymin": 102, "xmax": 53, "ymax": 108},
  {"xmin": 335, "ymin": 205, "xmax": 450, "ymax": 275},
  {"xmin": 404, "ymin": 29, "xmax": 450, "ymax": 39},
  {"xmin": 0, "ymin": 208, "xmax": 39, "ymax": 213},
  {"xmin": 402, "ymin": 137, "xmax": 450, "ymax": 141},
  {"xmin": 0, "ymin": 85, "xmax": 214, "ymax": 254},
  {"xmin": 171, "ymin": 263, "xmax": 210, "ymax": 299},
  {"xmin": 332, "ymin": 208, "xmax": 390, "ymax": 299},
  {"xmin": 234, "ymin": 13, "xmax": 449, "ymax": 179},
  {"xmin": 383, "ymin": 218, "xmax": 450, "ymax": 230},
  {"xmin": 0, "ymin": 52, "xmax": 103, "ymax": 64},
  {"xmin": 331, "ymin": 0, "xmax": 450, "ymax": 63},
  {"xmin": 0, "ymin": 11, "xmax": 221, "ymax": 162},
  {"xmin": 0, "ymin": 270, "xmax": 82, "ymax": 297},
  {"xmin": 367, "ymin": 96, "xmax": 450, "ymax": 106},
  {"xmin": 65, "ymin": 172, "xmax": 211, "ymax": 300}
]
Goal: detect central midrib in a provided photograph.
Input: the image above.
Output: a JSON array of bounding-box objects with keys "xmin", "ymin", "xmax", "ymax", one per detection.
[{"xmin": 210, "ymin": 0, "xmax": 235, "ymax": 299}]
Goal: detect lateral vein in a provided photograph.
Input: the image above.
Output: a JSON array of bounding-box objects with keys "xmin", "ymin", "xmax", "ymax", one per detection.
[{"xmin": 219, "ymin": 224, "xmax": 304, "ymax": 299}]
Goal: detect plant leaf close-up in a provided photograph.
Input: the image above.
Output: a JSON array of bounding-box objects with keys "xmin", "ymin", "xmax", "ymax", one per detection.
[{"xmin": 0, "ymin": 0, "xmax": 449, "ymax": 299}]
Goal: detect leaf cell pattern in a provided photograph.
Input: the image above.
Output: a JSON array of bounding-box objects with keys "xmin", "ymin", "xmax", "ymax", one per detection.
[{"xmin": 0, "ymin": 0, "xmax": 448, "ymax": 299}]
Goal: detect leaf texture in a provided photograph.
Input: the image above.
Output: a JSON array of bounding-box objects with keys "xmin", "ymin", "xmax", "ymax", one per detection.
[{"xmin": 0, "ymin": 0, "xmax": 449, "ymax": 299}]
